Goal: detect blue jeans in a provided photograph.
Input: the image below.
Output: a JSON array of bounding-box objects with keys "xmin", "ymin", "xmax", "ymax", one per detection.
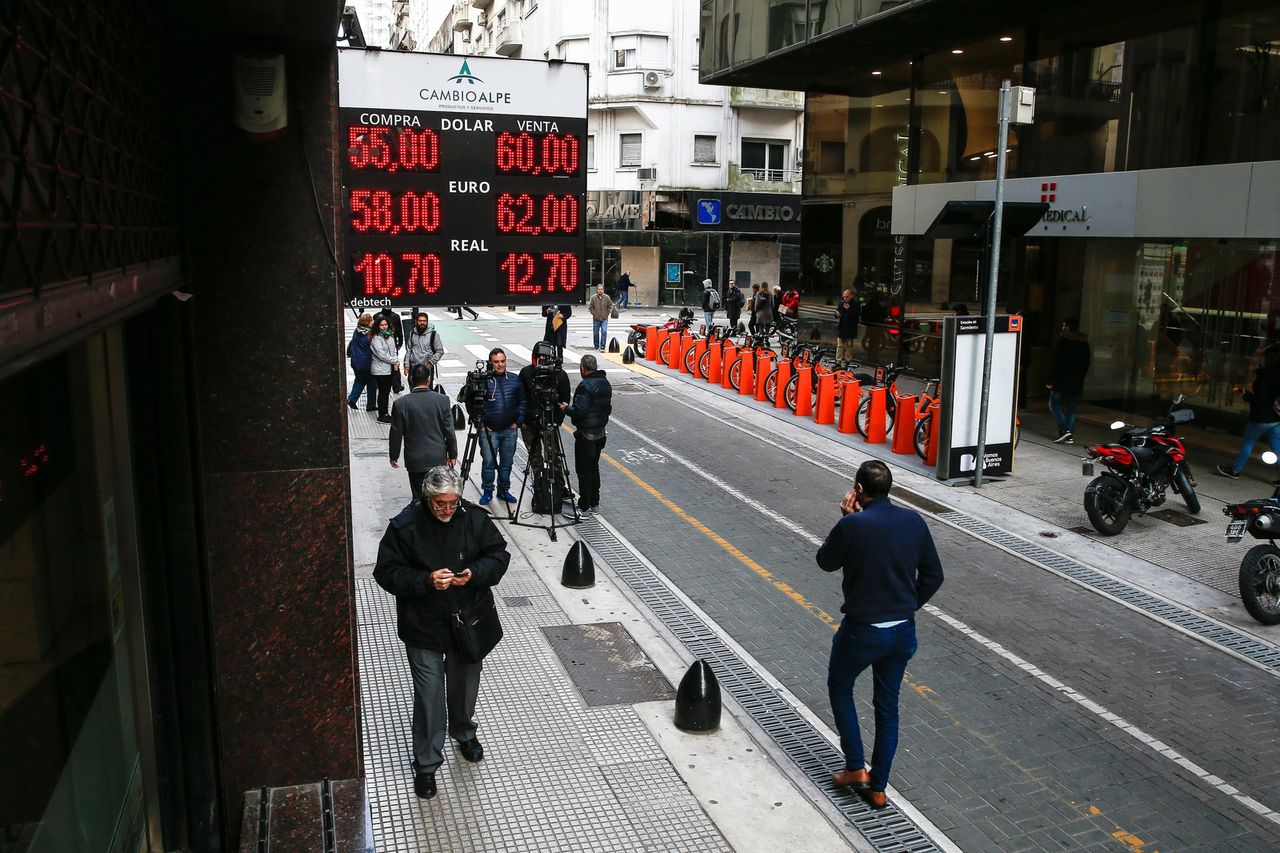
[
  {"xmin": 593, "ymin": 318, "xmax": 608, "ymax": 349},
  {"xmin": 827, "ymin": 619, "xmax": 917, "ymax": 791},
  {"xmin": 478, "ymin": 426, "xmax": 518, "ymax": 493},
  {"xmin": 348, "ymin": 368, "xmax": 375, "ymax": 409},
  {"xmin": 1231, "ymin": 421, "xmax": 1280, "ymax": 474},
  {"xmin": 617, "ymin": 289, "xmax": 629, "ymax": 307},
  {"xmin": 1049, "ymin": 391, "xmax": 1078, "ymax": 434},
  {"xmin": 704, "ymin": 311, "xmax": 715, "ymax": 332}
]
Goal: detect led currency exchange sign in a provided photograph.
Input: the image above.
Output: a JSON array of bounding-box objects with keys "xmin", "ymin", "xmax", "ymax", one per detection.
[{"xmin": 338, "ymin": 50, "xmax": 588, "ymax": 307}]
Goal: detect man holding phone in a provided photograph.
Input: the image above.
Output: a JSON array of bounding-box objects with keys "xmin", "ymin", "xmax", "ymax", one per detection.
[{"xmin": 817, "ymin": 460, "xmax": 944, "ymax": 809}]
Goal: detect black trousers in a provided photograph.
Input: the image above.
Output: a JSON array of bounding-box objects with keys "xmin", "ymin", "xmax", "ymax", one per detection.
[
  {"xmin": 408, "ymin": 469, "xmax": 426, "ymax": 501},
  {"xmin": 375, "ymin": 374, "xmax": 393, "ymax": 416},
  {"xmin": 573, "ymin": 433, "xmax": 606, "ymax": 508}
]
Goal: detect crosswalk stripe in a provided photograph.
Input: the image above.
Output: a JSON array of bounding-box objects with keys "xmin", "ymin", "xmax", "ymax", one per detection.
[
  {"xmin": 438, "ymin": 359, "xmax": 465, "ymax": 369},
  {"xmin": 560, "ymin": 347, "xmax": 582, "ymax": 364},
  {"xmin": 505, "ymin": 344, "xmax": 534, "ymax": 362},
  {"xmin": 464, "ymin": 344, "xmax": 493, "ymax": 361}
]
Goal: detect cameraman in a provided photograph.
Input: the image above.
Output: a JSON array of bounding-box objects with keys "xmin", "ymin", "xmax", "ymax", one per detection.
[
  {"xmin": 560, "ymin": 354, "xmax": 612, "ymax": 519},
  {"xmin": 518, "ymin": 342, "xmax": 571, "ymax": 476},
  {"xmin": 460, "ymin": 348, "xmax": 526, "ymax": 507}
]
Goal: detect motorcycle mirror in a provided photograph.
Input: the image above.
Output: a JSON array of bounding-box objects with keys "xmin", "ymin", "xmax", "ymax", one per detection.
[
  {"xmin": 1110, "ymin": 420, "xmax": 1126, "ymax": 430},
  {"xmin": 1174, "ymin": 393, "xmax": 1186, "ymax": 404},
  {"xmin": 1265, "ymin": 452, "xmax": 1279, "ymax": 465}
]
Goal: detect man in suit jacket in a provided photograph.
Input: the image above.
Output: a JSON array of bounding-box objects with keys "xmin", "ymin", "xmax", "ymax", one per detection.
[
  {"xmin": 390, "ymin": 364, "xmax": 458, "ymax": 499},
  {"xmin": 816, "ymin": 460, "xmax": 944, "ymax": 809}
]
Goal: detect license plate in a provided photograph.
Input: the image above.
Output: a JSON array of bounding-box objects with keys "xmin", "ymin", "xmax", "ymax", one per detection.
[
  {"xmin": 1227, "ymin": 519, "xmax": 1246, "ymax": 543},
  {"xmin": 1081, "ymin": 459, "xmax": 1094, "ymax": 476}
]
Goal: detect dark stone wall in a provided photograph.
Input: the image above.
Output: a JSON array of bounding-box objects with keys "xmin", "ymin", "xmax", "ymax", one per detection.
[{"xmin": 178, "ymin": 42, "xmax": 359, "ymax": 838}]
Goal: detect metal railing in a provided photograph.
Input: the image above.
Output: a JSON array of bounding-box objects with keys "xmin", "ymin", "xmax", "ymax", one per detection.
[{"xmin": 739, "ymin": 167, "xmax": 802, "ymax": 182}]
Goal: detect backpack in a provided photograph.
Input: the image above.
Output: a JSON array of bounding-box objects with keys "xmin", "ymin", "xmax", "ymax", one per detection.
[
  {"xmin": 531, "ymin": 468, "xmax": 564, "ymax": 514},
  {"xmin": 709, "ymin": 289, "xmax": 721, "ymax": 309}
]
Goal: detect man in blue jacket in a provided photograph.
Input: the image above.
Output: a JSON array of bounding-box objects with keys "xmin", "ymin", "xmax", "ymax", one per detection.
[
  {"xmin": 816, "ymin": 460, "xmax": 944, "ymax": 809},
  {"xmin": 560, "ymin": 354, "xmax": 611, "ymax": 519},
  {"xmin": 463, "ymin": 348, "xmax": 526, "ymax": 506}
]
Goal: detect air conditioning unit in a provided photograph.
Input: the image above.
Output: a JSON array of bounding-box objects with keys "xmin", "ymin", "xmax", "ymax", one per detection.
[
  {"xmin": 642, "ymin": 70, "xmax": 663, "ymax": 89},
  {"xmin": 637, "ymin": 167, "xmax": 658, "ymax": 182}
]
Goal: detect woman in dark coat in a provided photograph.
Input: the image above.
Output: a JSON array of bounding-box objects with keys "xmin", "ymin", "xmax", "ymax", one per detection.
[{"xmin": 347, "ymin": 313, "xmax": 376, "ymax": 410}]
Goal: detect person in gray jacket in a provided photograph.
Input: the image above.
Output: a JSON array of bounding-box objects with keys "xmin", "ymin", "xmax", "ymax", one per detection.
[
  {"xmin": 404, "ymin": 312, "xmax": 445, "ymax": 380},
  {"xmin": 370, "ymin": 315, "xmax": 401, "ymax": 423},
  {"xmin": 391, "ymin": 365, "xmax": 459, "ymax": 498}
]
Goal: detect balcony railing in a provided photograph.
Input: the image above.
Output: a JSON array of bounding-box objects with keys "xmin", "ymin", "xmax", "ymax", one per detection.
[
  {"xmin": 495, "ymin": 20, "xmax": 522, "ymax": 55},
  {"xmin": 740, "ymin": 167, "xmax": 802, "ymax": 182}
]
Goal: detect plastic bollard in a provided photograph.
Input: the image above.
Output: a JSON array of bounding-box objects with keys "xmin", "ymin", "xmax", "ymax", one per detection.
[
  {"xmin": 608, "ymin": 338, "xmax": 620, "ymax": 353},
  {"xmin": 644, "ymin": 328, "xmax": 658, "ymax": 361},
  {"xmin": 706, "ymin": 339, "xmax": 723, "ymax": 384},
  {"xmin": 926, "ymin": 400, "xmax": 941, "ymax": 467},
  {"xmin": 837, "ymin": 379, "xmax": 862, "ymax": 433},
  {"xmin": 773, "ymin": 359, "xmax": 793, "ymax": 409},
  {"xmin": 561, "ymin": 541, "xmax": 595, "ymax": 588},
  {"xmin": 892, "ymin": 394, "xmax": 917, "ymax": 454},
  {"xmin": 794, "ymin": 364, "xmax": 814, "ymax": 417},
  {"xmin": 865, "ymin": 386, "xmax": 888, "ymax": 443},
  {"xmin": 721, "ymin": 342, "xmax": 738, "ymax": 390},
  {"xmin": 678, "ymin": 333, "xmax": 694, "ymax": 374},
  {"xmin": 622, "ymin": 345, "xmax": 635, "ymax": 364},
  {"xmin": 814, "ymin": 371, "xmax": 837, "ymax": 425},
  {"xmin": 754, "ymin": 352, "xmax": 773, "ymax": 401},
  {"xmin": 666, "ymin": 331, "xmax": 683, "ymax": 369},
  {"xmin": 737, "ymin": 347, "xmax": 755, "ymax": 395},
  {"xmin": 691, "ymin": 339, "xmax": 708, "ymax": 378},
  {"xmin": 673, "ymin": 659, "xmax": 721, "ymax": 732}
]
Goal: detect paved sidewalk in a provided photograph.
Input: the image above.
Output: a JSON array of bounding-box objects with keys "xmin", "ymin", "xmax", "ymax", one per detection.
[{"xmin": 348, "ymin": 412, "xmax": 860, "ymax": 851}]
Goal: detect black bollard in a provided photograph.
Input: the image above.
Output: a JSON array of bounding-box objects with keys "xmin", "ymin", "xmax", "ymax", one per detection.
[
  {"xmin": 674, "ymin": 659, "xmax": 721, "ymax": 732},
  {"xmin": 622, "ymin": 345, "xmax": 635, "ymax": 364},
  {"xmin": 452, "ymin": 405, "xmax": 466, "ymax": 431},
  {"xmin": 561, "ymin": 541, "xmax": 595, "ymax": 588},
  {"xmin": 608, "ymin": 337, "xmax": 620, "ymax": 353}
]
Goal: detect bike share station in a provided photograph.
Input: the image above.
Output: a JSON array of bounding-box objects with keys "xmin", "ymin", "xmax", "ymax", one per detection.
[{"xmin": 338, "ymin": 49, "xmax": 589, "ymax": 537}]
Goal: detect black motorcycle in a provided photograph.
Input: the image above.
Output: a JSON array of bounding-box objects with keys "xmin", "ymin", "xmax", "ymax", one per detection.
[
  {"xmin": 1080, "ymin": 396, "xmax": 1199, "ymax": 535},
  {"xmin": 1224, "ymin": 451, "xmax": 1280, "ymax": 625}
]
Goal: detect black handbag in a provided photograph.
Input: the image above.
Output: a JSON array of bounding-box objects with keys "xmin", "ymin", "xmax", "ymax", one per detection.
[
  {"xmin": 450, "ymin": 586, "xmax": 503, "ymax": 663},
  {"xmin": 391, "ymin": 366, "xmax": 404, "ymax": 394}
]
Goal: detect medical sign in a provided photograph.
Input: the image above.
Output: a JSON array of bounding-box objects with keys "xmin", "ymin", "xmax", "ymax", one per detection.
[{"xmin": 338, "ymin": 50, "xmax": 588, "ymax": 307}]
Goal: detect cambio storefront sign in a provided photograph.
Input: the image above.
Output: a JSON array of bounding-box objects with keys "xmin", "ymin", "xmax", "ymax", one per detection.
[{"xmin": 687, "ymin": 192, "xmax": 801, "ymax": 234}]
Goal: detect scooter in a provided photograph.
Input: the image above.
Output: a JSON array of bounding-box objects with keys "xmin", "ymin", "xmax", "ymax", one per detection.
[
  {"xmin": 1080, "ymin": 395, "xmax": 1200, "ymax": 535},
  {"xmin": 1224, "ymin": 451, "xmax": 1280, "ymax": 625}
]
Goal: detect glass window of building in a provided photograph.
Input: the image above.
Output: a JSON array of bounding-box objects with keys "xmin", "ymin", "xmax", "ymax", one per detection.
[
  {"xmin": 587, "ymin": 135, "xmax": 596, "ymax": 170},
  {"xmin": 620, "ymin": 133, "xmax": 642, "ymax": 167},
  {"xmin": 613, "ymin": 35, "xmax": 638, "ymax": 69},
  {"xmin": 808, "ymin": 0, "xmax": 855, "ymax": 39},
  {"xmin": 694, "ymin": 134, "xmax": 718, "ymax": 163},
  {"xmin": 1204, "ymin": 1, "xmax": 1280, "ymax": 165},
  {"xmin": 741, "ymin": 138, "xmax": 789, "ymax": 180}
]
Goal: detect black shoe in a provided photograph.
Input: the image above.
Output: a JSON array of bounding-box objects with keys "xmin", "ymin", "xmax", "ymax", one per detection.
[
  {"xmin": 1216, "ymin": 464, "xmax": 1240, "ymax": 479},
  {"xmin": 1053, "ymin": 431, "xmax": 1073, "ymax": 444},
  {"xmin": 457, "ymin": 737, "xmax": 484, "ymax": 763},
  {"xmin": 414, "ymin": 772, "xmax": 436, "ymax": 799},
  {"xmin": 377, "ymin": 415, "xmax": 393, "ymax": 424},
  {"xmin": 347, "ymin": 400, "xmax": 357, "ymax": 410}
]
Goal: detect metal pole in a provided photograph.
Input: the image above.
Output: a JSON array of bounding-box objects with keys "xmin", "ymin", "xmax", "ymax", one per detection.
[{"xmin": 974, "ymin": 80, "xmax": 1012, "ymax": 487}]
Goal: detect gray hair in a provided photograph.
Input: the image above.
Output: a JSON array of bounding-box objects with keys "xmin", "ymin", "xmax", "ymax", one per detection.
[
  {"xmin": 580, "ymin": 353, "xmax": 597, "ymax": 372},
  {"xmin": 420, "ymin": 465, "xmax": 463, "ymax": 500}
]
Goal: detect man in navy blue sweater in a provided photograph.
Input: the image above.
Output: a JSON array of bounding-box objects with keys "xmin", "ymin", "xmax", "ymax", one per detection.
[{"xmin": 816, "ymin": 460, "xmax": 944, "ymax": 809}]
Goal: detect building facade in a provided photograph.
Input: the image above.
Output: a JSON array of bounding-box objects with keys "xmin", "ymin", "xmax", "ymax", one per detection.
[
  {"xmin": 701, "ymin": 0, "xmax": 1280, "ymax": 423},
  {"xmin": 434, "ymin": 0, "xmax": 806, "ymax": 304}
]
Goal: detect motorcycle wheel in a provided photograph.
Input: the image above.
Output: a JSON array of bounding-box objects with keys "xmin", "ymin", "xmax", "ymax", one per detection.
[
  {"xmin": 683, "ymin": 344, "xmax": 699, "ymax": 375},
  {"xmin": 1084, "ymin": 476, "xmax": 1131, "ymax": 536},
  {"xmin": 1239, "ymin": 545, "xmax": 1280, "ymax": 625},
  {"xmin": 1173, "ymin": 467, "xmax": 1200, "ymax": 515},
  {"xmin": 627, "ymin": 330, "xmax": 642, "ymax": 347}
]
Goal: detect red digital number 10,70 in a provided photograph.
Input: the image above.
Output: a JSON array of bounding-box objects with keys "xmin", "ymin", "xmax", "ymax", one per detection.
[
  {"xmin": 353, "ymin": 252, "xmax": 442, "ymax": 297},
  {"xmin": 498, "ymin": 253, "xmax": 579, "ymax": 295}
]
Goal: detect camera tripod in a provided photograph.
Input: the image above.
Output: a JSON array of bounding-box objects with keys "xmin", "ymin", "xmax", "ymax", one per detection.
[{"xmin": 508, "ymin": 419, "xmax": 579, "ymax": 541}]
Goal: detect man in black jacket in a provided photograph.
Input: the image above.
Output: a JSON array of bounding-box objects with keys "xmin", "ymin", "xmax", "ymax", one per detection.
[
  {"xmin": 390, "ymin": 364, "xmax": 457, "ymax": 498},
  {"xmin": 374, "ymin": 466, "xmax": 510, "ymax": 800},
  {"xmin": 518, "ymin": 342, "xmax": 572, "ymax": 490},
  {"xmin": 1218, "ymin": 349, "xmax": 1280, "ymax": 480},
  {"xmin": 835, "ymin": 289, "xmax": 861, "ymax": 363},
  {"xmin": 560, "ymin": 354, "xmax": 612, "ymax": 518},
  {"xmin": 1045, "ymin": 317, "xmax": 1092, "ymax": 445},
  {"xmin": 817, "ymin": 461, "xmax": 943, "ymax": 810}
]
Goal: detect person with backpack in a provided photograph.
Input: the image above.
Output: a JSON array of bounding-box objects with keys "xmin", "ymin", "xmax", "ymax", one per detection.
[
  {"xmin": 724, "ymin": 281, "xmax": 746, "ymax": 333},
  {"xmin": 404, "ymin": 312, "xmax": 445, "ymax": 386},
  {"xmin": 700, "ymin": 278, "xmax": 720, "ymax": 332},
  {"xmin": 1217, "ymin": 348, "xmax": 1280, "ymax": 480},
  {"xmin": 347, "ymin": 313, "xmax": 376, "ymax": 411}
]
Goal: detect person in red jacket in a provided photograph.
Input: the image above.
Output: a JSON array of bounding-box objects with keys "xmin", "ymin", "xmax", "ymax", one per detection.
[{"xmin": 780, "ymin": 288, "xmax": 800, "ymax": 319}]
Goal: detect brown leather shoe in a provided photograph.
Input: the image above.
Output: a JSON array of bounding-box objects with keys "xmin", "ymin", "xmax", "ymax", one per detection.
[
  {"xmin": 832, "ymin": 768, "xmax": 870, "ymax": 790},
  {"xmin": 859, "ymin": 788, "xmax": 888, "ymax": 810}
]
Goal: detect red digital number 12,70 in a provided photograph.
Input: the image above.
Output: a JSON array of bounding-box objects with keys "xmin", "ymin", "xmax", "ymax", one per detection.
[{"xmin": 498, "ymin": 253, "xmax": 579, "ymax": 295}]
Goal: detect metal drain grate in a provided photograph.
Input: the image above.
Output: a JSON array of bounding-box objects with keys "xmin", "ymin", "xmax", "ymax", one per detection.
[
  {"xmin": 939, "ymin": 512, "xmax": 1280, "ymax": 674},
  {"xmin": 576, "ymin": 521, "xmax": 942, "ymax": 853}
]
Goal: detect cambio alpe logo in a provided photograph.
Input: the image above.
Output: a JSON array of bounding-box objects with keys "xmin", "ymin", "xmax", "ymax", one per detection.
[
  {"xmin": 419, "ymin": 60, "xmax": 512, "ymax": 105},
  {"xmin": 448, "ymin": 60, "xmax": 482, "ymax": 85}
]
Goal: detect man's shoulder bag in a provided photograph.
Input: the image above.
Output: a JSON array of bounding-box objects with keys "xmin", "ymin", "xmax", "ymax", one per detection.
[{"xmin": 450, "ymin": 586, "xmax": 503, "ymax": 664}]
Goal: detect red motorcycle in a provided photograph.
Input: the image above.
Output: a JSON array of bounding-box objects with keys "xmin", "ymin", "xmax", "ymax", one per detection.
[
  {"xmin": 626, "ymin": 307, "xmax": 695, "ymax": 350},
  {"xmin": 1080, "ymin": 396, "xmax": 1200, "ymax": 535}
]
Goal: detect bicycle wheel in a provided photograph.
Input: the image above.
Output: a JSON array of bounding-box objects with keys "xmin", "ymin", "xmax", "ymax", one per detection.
[
  {"xmin": 764, "ymin": 368, "xmax": 779, "ymax": 404},
  {"xmin": 783, "ymin": 373, "xmax": 800, "ymax": 412},
  {"xmin": 683, "ymin": 343, "xmax": 699, "ymax": 374},
  {"xmin": 698, "ymin": 350, "xmax": 712, "ymax": 377},
  {"xmin": 658, "ymin": 336, "xmax": 672, "ymax": 364},
  {"xmin": 728, "ymin": 356, "xmax": 742, "ymax": 391},
  {"xmin": 855, "ymin": 394, "xmax": 896, "ymax": 437},
  {"xmin": 914, "ymin": 415, "xmax": 931, "ymax": 460}
]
